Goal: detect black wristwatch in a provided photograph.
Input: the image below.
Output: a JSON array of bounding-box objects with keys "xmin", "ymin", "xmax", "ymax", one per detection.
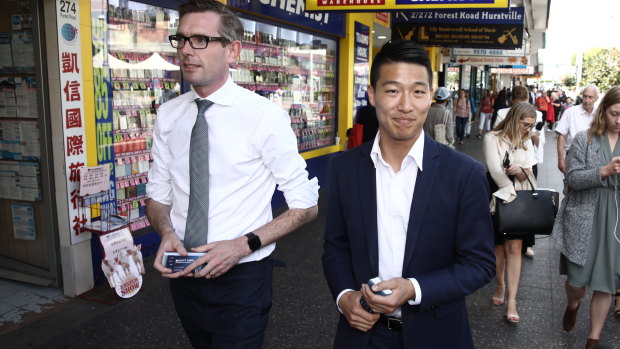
[{"xmin": 245, "ymin": 232, "xmax": 261, "ymax": 252}]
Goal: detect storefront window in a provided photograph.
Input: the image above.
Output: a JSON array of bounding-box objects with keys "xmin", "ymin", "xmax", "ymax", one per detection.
[
  {"xmin": 92, "ymin": 0, "xmax": 180, "ymax": 235},
  {"xmin": 233, "ymin": 18, "xmax": 337, "ymax": 151}
]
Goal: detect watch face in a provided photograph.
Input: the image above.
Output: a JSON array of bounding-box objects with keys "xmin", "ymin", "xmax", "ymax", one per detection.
[{"xmin": 246, "ymin": 233, "xmax": 261, "ymax": 251}]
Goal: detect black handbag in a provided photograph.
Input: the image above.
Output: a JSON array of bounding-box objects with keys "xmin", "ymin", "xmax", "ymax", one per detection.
[{"xmin": 496, "ymin": 168, "xmax": 559, "ymax": 235}]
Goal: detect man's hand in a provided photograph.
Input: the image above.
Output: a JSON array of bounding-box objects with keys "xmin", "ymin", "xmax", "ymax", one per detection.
[
  {"xmin": 361, "ymin": 277, "xmax": 415, "ymax": 315},
  {"xmin": 187, "ymin": 236, "xmax": 251, "ymax": 279},
  {"xmin": 153, "ymin": 230, "xmax": 190, "ymax": 278},
  {"xmin": 339, "ymin": 291, "xmax": 380, "ymax": 332},
  {"xmin": 558, "ymin": 158, "xmax": 566, "ymax": 174}
]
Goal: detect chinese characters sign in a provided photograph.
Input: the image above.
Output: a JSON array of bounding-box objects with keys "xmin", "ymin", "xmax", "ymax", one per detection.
[{"xmin": 56, "ymin": 0, "xmax": 88, "ymax": 244}]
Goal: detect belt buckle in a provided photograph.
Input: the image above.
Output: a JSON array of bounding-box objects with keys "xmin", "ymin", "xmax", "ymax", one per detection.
[{"xmin": 386, "ymin": 317, "xmax": 402, "ymax": 331}]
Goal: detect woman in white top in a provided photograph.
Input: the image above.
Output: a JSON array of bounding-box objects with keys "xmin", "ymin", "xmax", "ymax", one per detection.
[{"xmin": 483, "ymin": 102, "xmax": 538, "ymax": 323}]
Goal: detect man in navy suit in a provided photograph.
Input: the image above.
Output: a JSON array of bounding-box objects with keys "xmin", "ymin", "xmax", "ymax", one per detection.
[{"xmin": 322, "ymin": 40, "xmax": 495, "ymax": 349}]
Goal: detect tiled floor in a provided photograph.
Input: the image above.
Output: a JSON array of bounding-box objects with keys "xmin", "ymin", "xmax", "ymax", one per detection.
[{"xmin": 0, "ymin": 278, "xmax": 67, "ymax": 334}]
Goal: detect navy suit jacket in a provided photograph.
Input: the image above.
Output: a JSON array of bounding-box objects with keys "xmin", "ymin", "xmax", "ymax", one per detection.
[{"xmin": 322, "ymin": 133, "xmax": 495, "ymax": 349}]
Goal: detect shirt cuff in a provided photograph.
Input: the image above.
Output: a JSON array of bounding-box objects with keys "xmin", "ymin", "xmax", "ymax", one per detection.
[
  {"xmin": 336, "ymin": 289, "xmax": 355, "ymax": 314},
  {"xmin": 407, "ymin": 278, "xmax": 422, "ymax": 305},
  {"xmin": 283, "ymin": 177, "xmax": 319, "ymax": 209}
]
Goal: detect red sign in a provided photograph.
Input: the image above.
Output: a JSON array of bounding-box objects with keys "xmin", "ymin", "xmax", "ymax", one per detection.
[{"xmin": 317, "ymin": 0, "xmax": 385, "ymax": 6}]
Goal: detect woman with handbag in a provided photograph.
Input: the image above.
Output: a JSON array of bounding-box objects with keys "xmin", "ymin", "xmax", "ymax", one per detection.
[
  {"xmin": 551, "ymin": 86, "xmax": 620, "ymax": 349},
  {"xmin": 483, "ymin": 102, "xmax": 538, "ymax": 324}
]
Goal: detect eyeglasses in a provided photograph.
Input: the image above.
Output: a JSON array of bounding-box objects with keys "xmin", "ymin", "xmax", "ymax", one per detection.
[
  {"xmin": 168, "ymin": 34, "xmax": 230, "ymax": 49},
  {"xmin": 520, "ymin": 122, "xmax": 534, "ymax": 129}
]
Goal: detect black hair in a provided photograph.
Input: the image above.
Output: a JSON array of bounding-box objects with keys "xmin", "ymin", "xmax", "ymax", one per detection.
[{"xmin": 370, "ymin": 40, "xmax": 432, "ymax": 88}]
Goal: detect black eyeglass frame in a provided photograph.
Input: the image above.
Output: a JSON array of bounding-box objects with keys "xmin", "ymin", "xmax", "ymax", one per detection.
[{"xmin": 168, "ymin": 34, "xmax": 230, "ymax": 49}]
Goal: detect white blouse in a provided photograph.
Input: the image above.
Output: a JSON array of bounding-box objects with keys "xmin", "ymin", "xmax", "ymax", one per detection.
[{"xmin": 483, "ymin": 131, "xmax": 537, "ymax": 213}]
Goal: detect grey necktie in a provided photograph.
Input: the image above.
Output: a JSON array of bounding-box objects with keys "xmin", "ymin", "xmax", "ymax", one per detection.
[{"xmin": 184, "ymin": 99, "xmax": 213, "ymax": 249}]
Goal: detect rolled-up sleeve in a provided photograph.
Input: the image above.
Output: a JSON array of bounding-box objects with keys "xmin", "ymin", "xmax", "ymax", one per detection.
[
  {"xmin": 258, "ymin": 109, "xmax": 319, "ymax": 209},
  {"xmin": 146, "ymin": 113, "xmax": 173, "ymax": 206}
]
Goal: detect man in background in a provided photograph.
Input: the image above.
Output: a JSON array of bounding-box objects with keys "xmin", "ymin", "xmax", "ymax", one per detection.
[
  {"xmin": 423, "ymin": 86, "xmax": 454, "ymax": 146},
  {"xmin": 555, "ymin": 84, "xmax": 599, "ymax": 174}
]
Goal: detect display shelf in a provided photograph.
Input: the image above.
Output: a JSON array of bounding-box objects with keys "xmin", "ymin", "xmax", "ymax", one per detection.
[
  {"xmin": 103, "ymin": 0, "xmax": 181, "ymax": 236},
  {"xmin": 234, "ymin": 20, "xmax": 337, "ymax": 152}
]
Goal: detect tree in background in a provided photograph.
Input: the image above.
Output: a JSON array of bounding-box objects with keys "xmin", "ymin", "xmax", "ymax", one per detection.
[
  {"xmin": 581, "ymin": 48, "xmax": 620, "ymax": 92},
  {"xmin": 561, "ymin": 75, "xmax": 576, "ymax": 90}
]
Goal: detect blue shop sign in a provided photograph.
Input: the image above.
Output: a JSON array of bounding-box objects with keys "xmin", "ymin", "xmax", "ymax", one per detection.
[
  {"xmin": 228, "ymin": 0, "xmax": 345, "ymax": 37},
  {"xmin": 394, "ymin": 7, "xmax": 524, "ymax": 25}
]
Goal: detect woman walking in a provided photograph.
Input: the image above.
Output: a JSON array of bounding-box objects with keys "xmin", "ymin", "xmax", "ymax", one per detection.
[
  {"xmin": 484, "ymin": 102, "xmax": 538, "ymax": 324},
  {"xmin": 453, "ymin": 89, "xmax": 472, "ymax": 144},
  {"xmin": 551, "ymin": 86, "xmax": 620, "ymax": 349}
]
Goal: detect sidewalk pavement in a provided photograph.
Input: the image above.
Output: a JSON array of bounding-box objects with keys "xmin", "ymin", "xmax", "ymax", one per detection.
[{"xmin": 2, "ymin": 128, "xmax": 619, "ymax": 349}]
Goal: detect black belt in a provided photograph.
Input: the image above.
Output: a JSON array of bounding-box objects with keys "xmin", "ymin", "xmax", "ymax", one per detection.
[{"xmin": 379, "ymin": 315, "xmax": 402, "ymax": 331}]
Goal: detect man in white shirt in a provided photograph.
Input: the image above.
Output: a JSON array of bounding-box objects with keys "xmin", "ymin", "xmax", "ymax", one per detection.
[
  {"xmin": 555, "ymin": 84, "xmax": 599, "ymax": 173},
  {"xmin": 322, "ymin": 40, "xmax": 494, "ymax": 349},
  {"xmin": 145, "ymin": 1, "xmax": 318, "ymax": 347}
]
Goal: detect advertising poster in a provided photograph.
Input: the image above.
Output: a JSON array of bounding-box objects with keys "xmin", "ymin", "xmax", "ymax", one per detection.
[
  {"xmin": 353, "ymin": 22, "xmax": 370, "ymax": 122},
  {"xmin": 99, "ymin": 227, "xmax": 144, "ymax": 298}
]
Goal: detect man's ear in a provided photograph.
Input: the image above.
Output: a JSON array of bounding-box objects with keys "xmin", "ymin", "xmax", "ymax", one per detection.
[
  {"xmin": 367, "ymin": 85, "xmax": 375, "ymax": 107},
  {"xmin": 226, "ymin": 41, "xmax": 241, "ymax": 63}
]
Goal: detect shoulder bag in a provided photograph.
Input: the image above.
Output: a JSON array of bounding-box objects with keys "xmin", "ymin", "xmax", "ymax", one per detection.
[{"xmin": 496, "ymin": 168, "xmax": 559, "ymax": 235}]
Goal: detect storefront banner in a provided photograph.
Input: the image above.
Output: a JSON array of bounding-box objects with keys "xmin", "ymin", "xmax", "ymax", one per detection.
[
  {"xmin": 490, "ymin": 66, "xmax": 534, "ymax": 74},
  {"xmin": 306, "ymin": 0, "xmax": 509, "ymax": 11},
  {"xmin": 392, "ymin": 7, "xmax": 524, "ymax": 49},
  {"xmin": 452, "ymin": 46, "xmax": 525, "ymax": 57},
  {"xmin": 453, "ymin": 55, "xmax": 528, "ymax": 65},
  {"xmin": 392, "ymin": 22, "xmax": 523, "ymax": 49},
  {"xmin": 353, "ymin": 22, "xmax": 370, "ymax": 120},
  {"xmin": 91, "ymin": 0, "xmax": 117, "ymax": 231},
  {"xmin": 228, "ymin": 0, "xmax": 345, "ymax": 37},
  {"xmin": 56, "ymin": 0, "xmax": 89, "ymax": 245},
  {"xmin": 393, "ymin": 7, "xmax": 524, "ymax": 25}
]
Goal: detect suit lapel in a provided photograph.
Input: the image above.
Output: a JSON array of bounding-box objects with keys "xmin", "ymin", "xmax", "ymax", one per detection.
[
  {"xmin": 358, "ymin": 144, "xmax": 379, "ymax": 275},
  {"xmin": 403, "ymin": 134, "xmax": 441, "ymax": 270}
]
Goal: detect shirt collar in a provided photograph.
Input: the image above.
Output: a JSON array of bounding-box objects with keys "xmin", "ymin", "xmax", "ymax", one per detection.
[
  {"xmin": 579, "ymin": 104, "xmax": 595, "ymax": 117},
  {"xmin": 370, "ymin": 131, "xmax": 425, "ymax": 171},
  {"xmin": 190, "ymin": 75, "xmax": 236, "ymax": 106}
]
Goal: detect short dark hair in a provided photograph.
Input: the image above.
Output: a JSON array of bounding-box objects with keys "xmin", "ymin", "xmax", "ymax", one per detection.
[
  {"xmin": 178, "ymin": 0, "xmax": 243, "ymax": 43},
  {"xmin": 512, "ymin": 85, "xmax": 529, "ymax": 101},
  {"xmin": 370, "ymin": 40, "xmax": 432, "ymax": 88}
]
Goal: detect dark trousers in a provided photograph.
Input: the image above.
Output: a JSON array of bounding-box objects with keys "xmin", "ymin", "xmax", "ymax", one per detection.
[
  {"xmin": 169, "ymin": 258, "xmax": 273, "ymax": 349},
  {"xmin": 368, "ymin": 322, "xmax": 405, "ymax": 349},
  {"xmin": 455, "ymin": 116, "xmax": 468, "ymax": 141}
]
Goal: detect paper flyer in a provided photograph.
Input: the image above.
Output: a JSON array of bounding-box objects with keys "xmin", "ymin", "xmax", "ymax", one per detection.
[{"xmin": 11, "ymin": 202, "xmax": 36, "ymax": 240}]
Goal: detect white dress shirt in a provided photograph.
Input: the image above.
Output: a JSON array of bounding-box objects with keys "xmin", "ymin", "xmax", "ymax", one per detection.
[
  {"xmin": 336, "ymin": 131, "xmax": 423, "ymax": 317},
  {"xmin": 554, "ymin": 104, "xmax": 595, "ymax": 151},
  {"xmin": 147, "ymin": 77, "xmax": 319, "ymax": 263}
]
